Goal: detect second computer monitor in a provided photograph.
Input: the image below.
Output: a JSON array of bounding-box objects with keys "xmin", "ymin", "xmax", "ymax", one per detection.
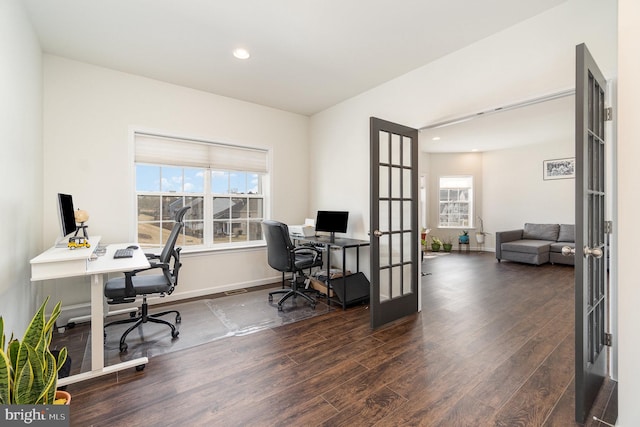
[{"xmin": 315, "ymin": 210, "xmax": 348, "ymax": 242}]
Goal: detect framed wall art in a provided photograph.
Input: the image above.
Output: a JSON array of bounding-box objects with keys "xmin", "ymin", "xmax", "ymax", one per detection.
[{"xmin": 543, "ymin": 157, "xmax": 575, "ymax": 180}]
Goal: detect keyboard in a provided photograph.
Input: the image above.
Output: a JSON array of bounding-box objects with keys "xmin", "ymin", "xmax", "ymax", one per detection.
[{"xmin": 113, "ymin": 248, "xmax": 134, "ymax": 259}]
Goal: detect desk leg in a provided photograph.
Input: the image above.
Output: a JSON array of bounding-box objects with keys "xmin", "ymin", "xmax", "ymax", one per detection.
[
  {"xmin": 326, "ymin": 244, "xmax": 332, "ymax": 309},
  {"xmin": 90, "ymin": 273, "xmax": 105, "ymax": 370},
  {"xmin": 57, "ymin": 273, "xmax": 149, "ymax": 387}
]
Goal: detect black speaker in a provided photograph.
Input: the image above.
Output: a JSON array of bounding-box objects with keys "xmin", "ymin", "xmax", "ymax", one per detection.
[{"xmin": 330, "ymin": 272, "xmax": 370, "ymax": 305}]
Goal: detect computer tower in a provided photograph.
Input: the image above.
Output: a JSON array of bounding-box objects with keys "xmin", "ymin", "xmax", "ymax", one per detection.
[{"xmin": 329, "ymin": 272, "xmax": 370, "ymax": 305}]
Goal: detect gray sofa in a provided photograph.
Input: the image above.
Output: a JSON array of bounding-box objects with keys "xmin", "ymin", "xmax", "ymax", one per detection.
[{"xmin": 495, "ymin": 223, "xmax": 575, "ymax": 266}]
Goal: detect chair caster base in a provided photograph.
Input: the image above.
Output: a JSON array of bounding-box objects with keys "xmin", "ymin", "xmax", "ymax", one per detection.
[
  {"xmin": 119, "ymin": 344, "xmax": 128, "ymax": 353},
  {"xmin": 171, "ymin": 330, "xmax": 179, "ymax": 339},
  {"xmin": 136, "ymin": 364, "xmax": 145, "ymax": 372}
]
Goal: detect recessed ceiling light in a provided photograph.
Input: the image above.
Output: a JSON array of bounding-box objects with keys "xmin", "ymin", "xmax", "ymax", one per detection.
[
  {"xmin": 233, "ymin": 48, "xmax": 250, "ymax": 59},
  {"xmin": 432, "ymin": 136, "xmax": 441, "ymax": 141},
  {"xmin": 472, "ymin": 148, "xmax": 479, "ymax": 152}
]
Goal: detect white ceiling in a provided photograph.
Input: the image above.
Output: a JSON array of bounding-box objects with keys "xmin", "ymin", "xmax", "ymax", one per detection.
[
  {"xmin": 420, "ymin": 94, "xmax": 575, "ymax": 153},
  {"xmin": 23, "ymin": 0, "xmax": 566, "ymax": 117}
]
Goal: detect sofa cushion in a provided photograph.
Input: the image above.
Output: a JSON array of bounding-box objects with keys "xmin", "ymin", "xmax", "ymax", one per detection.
[
  {"xmin": 502, "ymin": 240, "xmax": 551, "ymax": 255},
  {"xmin": 550, "ymin": 242, "xmax": 575, "ymax": 253},
  {"xmin": 522, "ymin": 223, "xmax": 560, "ymax": 241},
  {"xmin": 558, "ymin": 224, "xmax": 575, "ymax": 242}
]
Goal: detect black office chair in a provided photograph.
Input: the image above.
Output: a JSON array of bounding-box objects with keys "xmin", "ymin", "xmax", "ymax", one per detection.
[
  {"xmin": 104, "ymin": 206, "xmax": 190, "ymax": 353},
  {"xmin": 263, "ymin": 220, "xmax": 323, "ymax": 311}
]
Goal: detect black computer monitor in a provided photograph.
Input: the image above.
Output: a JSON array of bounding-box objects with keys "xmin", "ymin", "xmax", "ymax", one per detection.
[
  {"xmin": 315, "ymin": 211, "xmax": 348, "ymax": 242},
  {"xmin": 57, "ymin": 193, "xmax": 77, "ymax": 242}
]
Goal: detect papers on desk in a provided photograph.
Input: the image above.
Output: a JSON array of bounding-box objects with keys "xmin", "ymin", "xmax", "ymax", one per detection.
[{"xmin": 289, "ymin": 218, "xmax": 316, "ymax": 238}]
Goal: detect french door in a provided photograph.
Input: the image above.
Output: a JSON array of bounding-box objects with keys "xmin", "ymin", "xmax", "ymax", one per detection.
[
  {"xmin": 370, "ymin": 117, "xmax": 419, "ymax": 329},
  {"xmin": 574, "ymin": 42, "xmax": 610, "ymax": 424}
]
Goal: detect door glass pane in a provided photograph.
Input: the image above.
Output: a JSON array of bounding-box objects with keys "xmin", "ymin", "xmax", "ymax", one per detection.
[
  {"xmin": 379, "ymin": 131, "xmax": 389, "ymax": 164},
  {"xmin": 403, "ymin": 263, "xmax": 412, "ymax": 295},
  {"xmin": 391, "ymin": 233, "xmax": 401, "ymax": 265},
  {"xmin": 403, "ymin": 231, "xmax": 412, "ymax": 263},
  {"xmin": 379, "ymin": 235, "xmax": 390, "ymax": 269},
  {"xmin": 391, "ymin": 266, "xmax": 401, "ymax": 299},
  {"xmin": 379, "ymin": 201, "xmax": 389, "ymax": 232},
  {"xmin": 391, "ymin": 201, "xmax": 401, "ymax": 231},
  {"xmin": 380, "ymin": 268, "xmax": 390, "ymax": 302},
  {"xmin": 391, "ymin": 133, "xmax": 401, "ymax": 166},
  {"xmin": 392, "ymin": 167, "xmax": 401, "ymax": 198},
  {"xmin": 403, "ymin": 201, "xmax": 411, "ymax": 231},
  {"xmin": 379, "ymin": 166, "xmax": 389, "ymax": 199},
  {"xmin": 403, "ymin": 168, "xmax": 412, "ymax": 199},
  {"xmin": 402, "ymin": 136, "xmax": 411, "ymax": 167}
]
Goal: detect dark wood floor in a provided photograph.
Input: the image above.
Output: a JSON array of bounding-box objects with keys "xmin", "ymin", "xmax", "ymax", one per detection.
[{"xmin": 57, "ymin": 252, "xmax": 617, "ymax": 426}]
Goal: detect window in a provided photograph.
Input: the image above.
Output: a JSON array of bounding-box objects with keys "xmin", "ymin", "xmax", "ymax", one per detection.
[
  {"xmin": 134, "ymin": 133, "xmax": 268, "ymax": 249},
  {"xmin": 438, "ymin": 176, "xmax": 473, "ymax": 228}
]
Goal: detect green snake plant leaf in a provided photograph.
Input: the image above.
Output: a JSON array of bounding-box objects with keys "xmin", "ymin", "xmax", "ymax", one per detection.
[
  {"xmin": 14, "ymin": 350, "xmax": 35, "ymax": 405},
  {"xmin": 0, "ymin": 348, "xmax": 11, "ymax": 404},
  {"xmin": 1, "ymin": 316, "xmax": 4, "ymax": 351},
  {"xmin": 0, "ymin": 298, "xmax": 67, "ymax": 404}
]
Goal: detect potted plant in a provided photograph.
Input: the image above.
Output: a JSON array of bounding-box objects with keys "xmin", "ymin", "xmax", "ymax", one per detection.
[
  {"xmin": 431, "ymin": 236, "xmax": 442, "ymax": 252},
  {"xmin": 459, "ymin": 230, "xmax": 470, "ymax": 244},
  {"xmin": 442, "ymin": 236, "xmax": 453, "ymax": 252},
  {"xmin": 476, "ymin": 216, "xmax": 489, "ymax": 244},
  {"xmin": 0, "ymin": 297, "xmax": 69, "ymax": 405}
]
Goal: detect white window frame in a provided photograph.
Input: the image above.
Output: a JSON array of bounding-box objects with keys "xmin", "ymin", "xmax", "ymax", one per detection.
[
  {"xmin": 132, "ymin": 131, "xmax": 270, "ymax": 251},
  {"xmin": 438, "ymin": 175, "xmax": 474, "ymax": 229}
]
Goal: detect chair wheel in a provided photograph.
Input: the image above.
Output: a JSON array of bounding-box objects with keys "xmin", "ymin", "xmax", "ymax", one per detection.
[
  {"xmin": 278, "ymin": 305, "xmax": 283, "ymax": 312},
  {"xmin": 172, "ymin": 330, "xmax": 179, "ymax": 339},
  {"xmin": 268, "ymin": 295, "xmax": 273, "ymax": 302},
  {"xmin": 119, "ymin": 343, "xmax": 128, "ymax": 353},
  {"xmin": 176, "ymin": 315, "xmax": 181, "ymax": 323},
  {"xmin": 310, "ymin": 303, "xmax": 316, "ymax": 310},
  {"xmin": 129, "ymin": 312, "xmax": 137, "ymax": 318},
  {"xmin": 136, "ymin": 365, "xmax": 145, "ymax": 372}
]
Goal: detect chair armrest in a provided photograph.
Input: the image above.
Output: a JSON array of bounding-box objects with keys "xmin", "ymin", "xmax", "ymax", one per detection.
[
  {"xmin": 292, "ymin": 246, "xmax": 322, "ymax": 262},
  {"xmin": 495, "ymin": 229, "xmax": 523, "ymax": 259}
]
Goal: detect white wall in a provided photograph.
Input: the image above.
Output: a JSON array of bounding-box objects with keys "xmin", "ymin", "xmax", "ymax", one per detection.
[
  {"xmin": 0, "ymin": 0, "xmax": 43, "ymax": 336},
  {"xmin": 617, "ymin": 0, "xmax": 639, "ymax": 424},
  {"xmin": 482, "ymin": 140, "xmax": 574, "ymax": 251},
  {"xmin": 309, "ymin": 0, "xmax": 616, "ymax": 273},
  {"xmin": 42, "ymin": 55, "xmax": 310, "ymax": 306},
  {"xmin": 427, "ymin": 153, "xmax": 483, "ymax": 249}
]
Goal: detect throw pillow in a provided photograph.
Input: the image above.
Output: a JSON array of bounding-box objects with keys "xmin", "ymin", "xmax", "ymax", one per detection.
[
  {"xmin": 523, "ymin": 223, "xmax": 560, "ymax": 241},
  {"xmin": 558, "ymin": 224, "xmax": 575, "ymax": 242}
]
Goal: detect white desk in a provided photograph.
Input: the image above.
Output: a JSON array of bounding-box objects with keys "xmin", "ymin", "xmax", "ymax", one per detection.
[{"xmin": 30, "ymin": 238, "xmax": 150, "ymax": 386}]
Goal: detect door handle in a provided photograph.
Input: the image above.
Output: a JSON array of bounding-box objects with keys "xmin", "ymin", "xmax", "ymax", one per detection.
[
  {"xmin": 583, "ymin": 246, "xmax": 603, "ymax": 259},
  {"xmin": 373, "ymin": 230, "xmax": 383, "ymax": 238},
  {"xmin": 561, "ymin": 246, "xmax": 575, "ymax": 256}
]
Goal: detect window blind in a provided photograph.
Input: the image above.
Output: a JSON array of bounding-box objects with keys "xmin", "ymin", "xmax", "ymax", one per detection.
[{"xmin": 135, "ymin": 133, "xmax": 268, "ymax": 173}]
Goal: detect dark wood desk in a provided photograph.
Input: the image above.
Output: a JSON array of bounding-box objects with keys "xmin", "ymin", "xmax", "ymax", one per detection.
[{"xmin": 293, "ymin": 235, "xmax": 370, "ymax": 309}]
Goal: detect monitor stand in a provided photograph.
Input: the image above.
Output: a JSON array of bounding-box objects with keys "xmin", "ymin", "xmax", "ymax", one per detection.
[{"xmin": 329, "ymin": 232, "xmax": 336, "ymax": 243}]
